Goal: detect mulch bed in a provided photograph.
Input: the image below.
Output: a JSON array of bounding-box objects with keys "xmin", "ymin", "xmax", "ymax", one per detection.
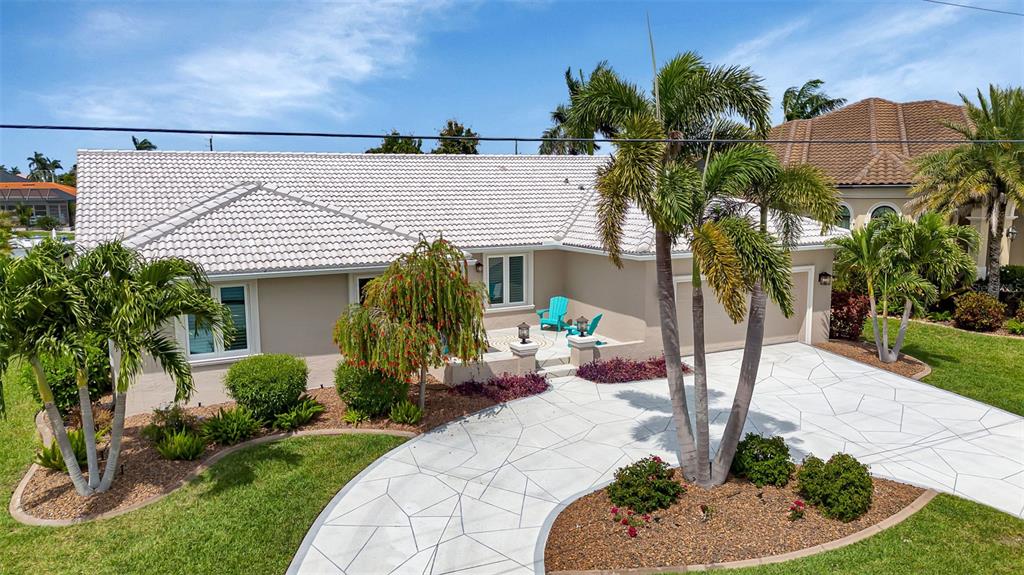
[
  {"xmin": 543, "ymin": 469, "xmax": 924, "ymax": 571},
  {"xmin": 19, "ymin": 376, "xmax": 496, "ymax": 521},
  {"xmin": 816, "ymin": 339, "xmax": 928, "ymax": 378}
]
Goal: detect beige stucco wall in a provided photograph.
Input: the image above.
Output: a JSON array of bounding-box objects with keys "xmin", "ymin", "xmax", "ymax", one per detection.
[
  {"xmin": 838, "ymin": 186, "xmax": 912, "ymax": 228},
  {"xmin": 257, "ymin": 274, "xmax": 349, "ymax": 356}
]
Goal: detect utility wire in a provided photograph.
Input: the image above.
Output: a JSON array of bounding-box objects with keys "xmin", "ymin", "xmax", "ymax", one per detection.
[
  {"xmin": 3, "ymin": 124, "xmax": 1024, "ymax": 145},
  {"xmin": 921, "ymin": 0, "xmax": 1024, "ymax": 17}
]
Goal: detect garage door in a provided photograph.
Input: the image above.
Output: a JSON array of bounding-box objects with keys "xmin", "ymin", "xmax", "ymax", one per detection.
[{"xmin": 674, "ymin": 269, "xmax": 811, "ymax": 351}]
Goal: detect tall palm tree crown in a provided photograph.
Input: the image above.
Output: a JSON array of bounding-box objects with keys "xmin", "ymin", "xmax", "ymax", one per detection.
[
  {"xmin": 909, "ymin": 85, "xmax": 1024, "ymax": 296},
  {"xmin": 782, "ymin": 79, "xmax": 847, "ymax": 121},
  {"xmin": 538, "ymin": 62, "xmax": 617, "ymax": 155},
  {"xmin": 132, "ymin": 136, "xmax": 157, "ymax": 151}
]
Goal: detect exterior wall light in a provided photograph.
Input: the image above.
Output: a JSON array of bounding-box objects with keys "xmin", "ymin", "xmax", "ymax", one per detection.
[
  {"xmin": 517, "ymin": 321, "xmax": 531, "ymax": 344},
  {"xmin": 818, "ymin": 272, "xmax": 834, "ymax": 286},
  {"xmin": 474, "ymin": 260, "xmax": 484, "ymax": 274},
  {"xmin": 1008, "ymin": 227, "xmax": 1019, "ymax": 241}
]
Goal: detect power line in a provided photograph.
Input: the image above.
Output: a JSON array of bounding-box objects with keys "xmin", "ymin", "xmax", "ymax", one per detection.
[
  {"xmin": 3, "ymin": 123, "xmax": 1023, "ymax": 145},
  {"xmin": 921, "ymin": 0, "xmax": 1024, "ymax": 17}
]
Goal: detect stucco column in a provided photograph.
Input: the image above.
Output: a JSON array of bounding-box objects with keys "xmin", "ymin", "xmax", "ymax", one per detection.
[
  {"xmin": 567, "ymin": 335, "xmax": 599, "ymax": 365},
  {"xmin": 508, "ymin": 341, "xmax": 539, "ymax": 375}
]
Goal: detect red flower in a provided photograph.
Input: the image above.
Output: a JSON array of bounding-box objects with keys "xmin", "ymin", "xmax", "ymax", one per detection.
[
  {"xmin": 610, "ymin": 506, "xmax": 619, "ymax": 515},
  {"xmin": 620, "ymin": 518, "xmax": 629, "ymax": 525},
  {"xmin": 642, "ymin": 514, "xmax": 651, "ymax": 522},
  {"xmin": 627, "ymin": 526, "xmax": 638, "ymax": 538},
  {"xmin": 652, "ymin": 456, "xmax": 662, "ymax": 463}
]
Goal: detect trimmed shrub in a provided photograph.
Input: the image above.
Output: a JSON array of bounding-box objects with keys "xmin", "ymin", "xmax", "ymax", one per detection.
[
  {"xmin": 577, "ymin": 356, "xmax": 689, "ymax": 383},
  {"xmin": 272, "ymin": 396, "xmax": 326, "ymax": 431},
  {"xmin": 450, "ymin": 372, "xmax": 548, "ymax": 402},
  {"xmin": 155, "ymin": 430, "xmax": 208, "ymax": 461},
  {"xmin": 829, "ymin": 290, "xmax": 871, "ymax": 341},
  {"xmin": 606, "ymin": 455, "xmax": 684, "ymax": 514},
  {"xmin": 24, "ymin": 346, "xmax": 112, "ymax": 414},
  {"xmin": 141, "ymin": 404, "xmax": 198, "ymax": 443},
  {"xmin": 389, "ymin": 400, "xmax": 423, "ymax": 424},
  {"xmin": 201, "ymin": 406, "xmax": 261, "ymax": 445},
  {"xmin": 730, "ymin": 433, "xmax": 795, "ymax": 487},
  {"xmin": 953, "ymin": 292, "xmax": 1006, "ymax": 332},
  {"xmin": 225, "ymin": 354, "xmax": 309, "ymax": 422},
  {"xmin": 797, "ymin": 453, "xmax": 873, "ymax": 522},
  {"xmin": 334, "ymin": 363, "xmax": 408, "ymax": 417}
]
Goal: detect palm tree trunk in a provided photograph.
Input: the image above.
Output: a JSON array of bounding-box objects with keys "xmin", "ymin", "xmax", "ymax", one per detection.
[
  {"xmin": 867, "ymin": 285, "xmax": 885, "ymax": 361},
  {"xmin": 418, "ymin": 365, "xmax": 427, "ymax": 412},
  {"xmin": 985, "ymin": 199, "xmax": 1007, "ymax": 297},
  {"xmin": 97, "ymin": 391, "xmax": 125, "ymax": 492},
  {"xmin": 888, "ymin": 299, "xmax": 914, "ymax": 361},
  {"xmin": 691, "ymin": 262, "xmax": 712, "ymax": 487},
  {"xmin": 30, "ymin": 357, "xmax": 93, "ymax": 496},
  {"xmin": 76, "ymin": 368, "xmax": 100, "ymax": 489},
  {"xmin": 654, "ymin": 230, "xmax": 699, "ymax": 480},
  {"xmin": 711, "ymin": 281, "xmax": 766, "ymax": 484}
]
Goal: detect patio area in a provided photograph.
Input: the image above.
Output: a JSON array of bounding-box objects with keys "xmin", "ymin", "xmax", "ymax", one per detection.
[
  {"xmin": 288, "ymin": 342, "xmax": 1024, "ymax": 575},
  {"xmin": 485, "ymin": 326, "xmax": 621, "ymax": 368}
]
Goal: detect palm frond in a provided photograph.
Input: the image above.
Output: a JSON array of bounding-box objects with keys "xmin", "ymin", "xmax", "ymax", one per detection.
[{"xmin": 690, "ymin": 221, "xmax": 747, "ymax": 322}]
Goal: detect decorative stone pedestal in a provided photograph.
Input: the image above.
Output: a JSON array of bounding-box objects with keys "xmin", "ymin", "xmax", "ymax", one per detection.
[
  {"xmin": 567, "ymin": 335, "xmax": 600, "ymax": 365},
  {"xmin": 508, "ymin": 341, "xmax": 540, "ymax": 375}
]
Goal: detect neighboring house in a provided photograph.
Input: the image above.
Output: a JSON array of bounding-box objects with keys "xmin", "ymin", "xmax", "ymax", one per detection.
[
  {"xmin": 75, "ymin": 150, "xmax": 843, "ymax": 410},
  {"xmin": 0, "ymin": 169, "xmax": 77, "ymax": 226},
  {"xmin": 770, "ymin": 97, "xmax": 1022, "ymax": 271}
]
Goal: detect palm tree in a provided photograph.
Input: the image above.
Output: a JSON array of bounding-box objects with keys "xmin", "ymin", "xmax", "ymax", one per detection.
[
  {"xmin": 539, "ymin": 63, "xmax": 617, "ymax": 155},
  {"xmin": 829, "ymin": 213, "xmax": 977, "ymax": 363},
  {"xmin": 909, "ymin": 85, "xmax": 1024, "ymax": 296},
  {"xmin": 566, "ymin": 53, "xmax": 797, "ymax": 487},
  {"xmin": 132, "ymin": 136, "xmax": 157, "ymax": 151},
  {"xmin": 710, "ymin": 160, "xmax": 839, "ymax": 482},
  {"xmin": 74, "ymin": 241, "xmax": 231, "ymax": 491},
  {"xmin": 0, "ymin": 240, "xmax": 93, "ymax": 495},
  {"xmin": 26, "ymin": 152, "xmax": 62, "ymax": 182},
  {"xmin": 782, "ymin": 79, "xmax": 847, "ymax": 121}
]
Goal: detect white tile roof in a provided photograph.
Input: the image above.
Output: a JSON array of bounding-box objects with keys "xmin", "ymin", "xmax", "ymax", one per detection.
[{"xmin": 76, "ymin": 150, "xmax": 842, "ymax": 275}]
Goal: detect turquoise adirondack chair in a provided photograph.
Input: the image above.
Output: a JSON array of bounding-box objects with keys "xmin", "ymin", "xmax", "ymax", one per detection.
[
  {"xmin": 537, "ymin": 296, "xmax": 569, "ymax": 331},
  {"xmin": 567, "ymin": 313, "xmax": 603, "ymax": 338}
]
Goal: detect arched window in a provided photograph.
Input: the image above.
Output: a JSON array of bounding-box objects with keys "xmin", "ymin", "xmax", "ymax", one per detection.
[
  {"xmin": 870, "ymin": 204, "xmax": 898, "ymax": 220},
  {"xmin": 836, "ymin": 205, "xmax": 852, "ymax": 229}
]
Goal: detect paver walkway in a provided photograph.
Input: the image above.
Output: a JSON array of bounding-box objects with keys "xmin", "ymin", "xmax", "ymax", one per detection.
[{"xmin": 289, "ymin": 343, "xmax": 1024, "ymax": 575}]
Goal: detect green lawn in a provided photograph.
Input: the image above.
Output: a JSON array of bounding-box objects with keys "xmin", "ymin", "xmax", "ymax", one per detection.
[
  {"xmin": 1, "ymin": 369, "xmax": 405, "ymax": 575},
  {"xmin": 864, "ymin": 319, "xmax": 1024, "ymax": 416}
]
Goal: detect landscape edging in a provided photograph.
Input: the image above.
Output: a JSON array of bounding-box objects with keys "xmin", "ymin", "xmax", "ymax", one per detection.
[
  {"xmin": 546, "ymin": 489, "xmax": 938, "ymax": 574},
  {"xmin": 9, "ymin": 427, "xmax": 417, "ymax": 527}
]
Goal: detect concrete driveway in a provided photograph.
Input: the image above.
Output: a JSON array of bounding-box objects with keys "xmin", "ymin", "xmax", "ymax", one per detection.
[{"xmin": 288, "ymin": 343, "xmax": 1024, "ymax": 575}]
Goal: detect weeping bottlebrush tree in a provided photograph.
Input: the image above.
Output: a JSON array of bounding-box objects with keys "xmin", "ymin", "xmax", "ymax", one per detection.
[{"xmin": 333, "ymin": 238, "xmax": 489, "ymax": 410}]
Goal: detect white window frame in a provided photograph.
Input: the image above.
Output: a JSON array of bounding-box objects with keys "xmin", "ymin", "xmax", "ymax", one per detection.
[
  {"xmin": 867, "ymin": 202, "xmax": 900, "ymax": 221},
  {"xmin": 837, "ymin": 202, "xmax": 853, "ymax": 229},
  {"xmin": 483, "ymin": 252, "xmax": 532, "ymax": 309},
  {"xmin": 348, "ymin": 273, "xmax": 382, "ymax": 305},
  {"xmin": 177, "ymin": 281, "xmax": 261, "ymax": 365}
]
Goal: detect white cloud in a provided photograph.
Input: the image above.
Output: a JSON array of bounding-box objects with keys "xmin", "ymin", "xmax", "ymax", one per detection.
[
  {"xmin": 715, "ymin": 2, "xmax": 1024, "ymax": 122},
  {"xmin": 55, "ymin": 1, "xmax": 451, "ymax": 125}
]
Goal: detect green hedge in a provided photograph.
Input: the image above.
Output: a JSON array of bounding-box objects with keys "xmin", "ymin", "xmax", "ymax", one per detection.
[
  {"xmin": 23, "ymin": 346, "xmax": 112, "ymax": 413},
  {"xmin": 334, "ymin": 362, "xmax": 408, "ymax": 417},
  {"xmin": 224, "ymin": 355, "xmax": 308, "ymax": 422}
]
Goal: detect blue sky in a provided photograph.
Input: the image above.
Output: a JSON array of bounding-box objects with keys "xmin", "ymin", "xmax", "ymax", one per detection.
[{"xmin": 1, "ymin": 0, "xmax": 1022, "ymax": 170}]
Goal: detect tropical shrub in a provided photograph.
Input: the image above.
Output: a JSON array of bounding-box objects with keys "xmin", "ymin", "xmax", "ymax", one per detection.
[
  {"xmin": 730, "ymin": 433, "xmax": 795, "ymax": 487},
  {"xmin": 342, "ymin": 408, "xmax": 369, "ymax": 425},
  {"xmin": 225, "ymin": 354, "xmax": 308, "ymax": 422},
  {"xmin": 829, "ymin": 290, "xmax": 871, "ymax": 341},
  {"xmin": 155, "ymin": 430, "xmax": 208, "ymax": 461},
  {"xmin": 35, "ymin": 215, "xmax": 60, "ymax": 230},
  {"xmin": 926, "ymin": 309, "xmax": 953, "ymax": 322},
  {"xmin": 35, "ymin": 428, "xmax": 95, "ymax": 471},
  {"xmin": 1005, "ymin": 319, "xmax": 1024, "ymax": 336},
  {"xmin": 797, "ymin": 453, "xmax": 873, "ymax": 521},
  {"xmin": 953, "ymin": 292, "xmax": 1006, "ymax": 332},
  {"xmin": 272, "ymin": 396, "xmax": 326, "ymax": 431},
  {"xmin": 606, "ymin": 455, "xmax": 685, "ymax": 514},
  {"xmin": 201, "ymin": 406, "xmax": 261, "ymax": 445},
  {"xmin": 334, "ymin": 363, "xmax": 408, "ymax": 417},
  {"xmin": 1016, "ymin": 305, "xmax": 1024, "ymax": 323},
  {"xmin": 576, "ymin": 356, "xmax": 689, "ymax": 383},
  {"xmin": 389, "ymin": 400, "xmax": 423, "ymax": 424},
  {"xmin": 450, "ymin": 372, "xmax": 548, "ymax": 402},
  {"xmin": 23, "ymin": 346, "xmax": 112, "ymax": 413},
  {"xmin": 141, "ymin": 404, "xmax": 198, "ymax": 443}
]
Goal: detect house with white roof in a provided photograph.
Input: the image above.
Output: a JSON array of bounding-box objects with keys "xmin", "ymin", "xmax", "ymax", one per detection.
[{"xmin": 74, "ymin": 150, "xmax": 844, "ymax": 411}]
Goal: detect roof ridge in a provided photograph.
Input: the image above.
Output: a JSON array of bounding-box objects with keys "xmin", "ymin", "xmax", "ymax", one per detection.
[
  {"xmin": 76, "ymin": 149, "xmax": 611, "ymax": 160},
  {"xmin": 896, "ymin": 102, "xmax": 910, "ymax": 156},
  {"xmin": 266, "ymin": 187, "xmax": 420, "ymax": 242},
  {"xmin": 122, "ymin": 181, "xmax": 257, "ymax": 248},
  {"xmin": 553, "ymin": 185, "xmax": 601, "ymax": 242}
]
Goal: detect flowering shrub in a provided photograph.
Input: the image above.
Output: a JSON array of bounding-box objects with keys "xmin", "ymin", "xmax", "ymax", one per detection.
[
  {"xmin": 609, "ymin": 506, "xmax": 651, "ymax": 538},
  {"xmin": 606, "ymin": 455, "xmax": 685, "ymax": 514},
  {"xmin": 829, "ymin": 290, "xmax": 871, "ymax": 341},
  {"xmin": 1016, "ymin": 304, "xmax": 1024, "ymax": 323},
  {"xmin": 577, "ymin": 356, "xmax": 691, "ymax": 383},
  {"xmin": 450, "ymin": 372, "xmax": 548, "ymax": 402},
  {"xmin": 730, "ymin": 433, "xmax": 795, "ymax": 487},
  {"xmin": 788, "ymin": 499, "xmax": 806, "ymax": 521},
  {"xmin": 953, "ymin": 292, "xmax": 1005, "ymax": 332},
  {"xmin": 797, "ymin": 453, "xmax": 873, "ymax": 522}
]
